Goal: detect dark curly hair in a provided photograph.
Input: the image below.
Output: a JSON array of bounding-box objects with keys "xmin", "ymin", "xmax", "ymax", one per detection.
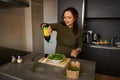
[{"xmin": 61, "ymin": 7, "xmax": 79, "ymax": 35}]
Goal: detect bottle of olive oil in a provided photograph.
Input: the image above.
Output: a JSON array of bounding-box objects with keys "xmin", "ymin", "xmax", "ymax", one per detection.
[{"xmin": 43, "ymin": 24, "xmax": 50, "ymax": 42}]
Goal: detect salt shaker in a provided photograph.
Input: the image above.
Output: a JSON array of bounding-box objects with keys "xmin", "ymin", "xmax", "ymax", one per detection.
[{"xmin": 11, "ymin": 55, "xmax": 16, "ymax": 63}]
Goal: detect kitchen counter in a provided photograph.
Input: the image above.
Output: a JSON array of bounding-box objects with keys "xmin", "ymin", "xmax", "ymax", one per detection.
[
  {"xmin": 0, "ymin": 47, "xmax": 30, "ymax": 65},
  {"xmin": 0, "ymin": 52, "xmax": 95, "ymax": 80},
  {"xmin": 84, "ymin": 44, "xmax": 120, "ymax": 50}
]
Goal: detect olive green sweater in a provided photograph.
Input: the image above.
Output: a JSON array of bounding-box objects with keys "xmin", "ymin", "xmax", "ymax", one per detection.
[{"xmin": 48, "ymin": 23, "xmax": 82, "ymax": 57}]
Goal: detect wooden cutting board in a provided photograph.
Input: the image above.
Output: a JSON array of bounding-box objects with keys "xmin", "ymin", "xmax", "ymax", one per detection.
[{"xmin": 38, "ymin": 58, "xmax": 71, "ymax": 68}]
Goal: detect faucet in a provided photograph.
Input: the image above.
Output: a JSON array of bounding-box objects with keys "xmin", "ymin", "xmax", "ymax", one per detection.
[
  {"xmin": 110, "ymin": 38, "xmax": 114, "ymax": 45},
  {"xmin": 110, "ymin": 35, "xmax": 120, "ymax": 46}
]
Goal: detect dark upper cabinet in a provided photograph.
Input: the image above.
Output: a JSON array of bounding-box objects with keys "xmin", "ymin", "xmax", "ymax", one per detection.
[
  {"xmin": 86, "ymin": 0, "xmax": 120, "ymax": 18},
  {"xmin": 85, "ymin": 0, "xmax": 120, "ymax": 41}
]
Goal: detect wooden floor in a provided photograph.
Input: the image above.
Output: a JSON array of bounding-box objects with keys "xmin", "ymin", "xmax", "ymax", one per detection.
[{"xmin": 95, "ymin": 73, "xmax": 120, "ymax": 80}]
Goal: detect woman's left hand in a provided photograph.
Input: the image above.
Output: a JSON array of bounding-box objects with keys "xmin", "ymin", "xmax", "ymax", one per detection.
[
  {"xmin": 48, "ymin": 26, "xmax": 53, "ymax": 35},
  {"xmin": 70, "ymin": 50, "xmax": 78, "ymax": 57}
]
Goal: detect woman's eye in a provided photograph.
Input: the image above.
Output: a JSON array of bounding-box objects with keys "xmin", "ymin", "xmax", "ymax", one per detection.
[{"xmin": 64, "ymin": 17, "xmax": 72, "ymax": 19}]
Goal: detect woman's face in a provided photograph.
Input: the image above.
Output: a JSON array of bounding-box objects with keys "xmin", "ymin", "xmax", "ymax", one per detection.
[{"xmin": 64, "ymin": 11, "xmax": 75, "ymax": 27}]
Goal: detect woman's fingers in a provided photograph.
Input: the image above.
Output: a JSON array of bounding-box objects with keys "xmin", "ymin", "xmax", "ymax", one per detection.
[
  {"xmin": 71, "ymin": 50, "xmax": 77, "ymax": 57},
  {"xmin": 48, "ymin": 26, "xmax": 53, "ymax": 35},
  {"xmin": 41, "ymin": 24, "xmax": 46, "ymax": 28}
]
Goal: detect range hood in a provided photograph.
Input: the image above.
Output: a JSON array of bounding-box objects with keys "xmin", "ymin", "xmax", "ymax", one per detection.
[{"xmin": 0, "ymin": 0, "xmax": 29, "ymax": 8}]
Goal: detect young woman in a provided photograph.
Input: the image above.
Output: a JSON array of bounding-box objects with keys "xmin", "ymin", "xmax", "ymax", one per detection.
[{"xmin": 41, "ymin": 7, "xmax": 82, "ymax": 58}]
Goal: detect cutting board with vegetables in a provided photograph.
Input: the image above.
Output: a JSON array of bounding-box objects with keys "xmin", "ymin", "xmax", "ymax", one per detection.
[{"xmin": 38, "ymin": 58, "xmax": 71, "ymax": 68}]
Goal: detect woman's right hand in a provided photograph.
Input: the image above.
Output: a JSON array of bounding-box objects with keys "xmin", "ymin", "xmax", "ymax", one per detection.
[{"xmin": 70, "ymin": 50, "xmax": 78, "ymax": 57}]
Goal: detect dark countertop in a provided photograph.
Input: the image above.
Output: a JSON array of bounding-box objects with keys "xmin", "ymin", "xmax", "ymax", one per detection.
[
  {"xmin": 84, "ymin": 44, "xmax": 120, "ymax": 50},
  {"xmin": 0, "ymin": 52, "xmax": 96, "ymax": 80},
  {"xmin": 0, "ymin": 47, "xmax": 30, "ymax": 65}
]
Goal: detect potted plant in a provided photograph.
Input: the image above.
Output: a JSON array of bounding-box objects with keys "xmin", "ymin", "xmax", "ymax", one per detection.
[{"xmin": 66, "ymin": 61, "xmax": 80, "ymax": 79}]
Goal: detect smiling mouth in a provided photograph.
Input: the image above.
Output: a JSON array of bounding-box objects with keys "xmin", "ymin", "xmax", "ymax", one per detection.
[{"xmin": 65, "ymin": 22, "xmax": 69, "ymax": 24}]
